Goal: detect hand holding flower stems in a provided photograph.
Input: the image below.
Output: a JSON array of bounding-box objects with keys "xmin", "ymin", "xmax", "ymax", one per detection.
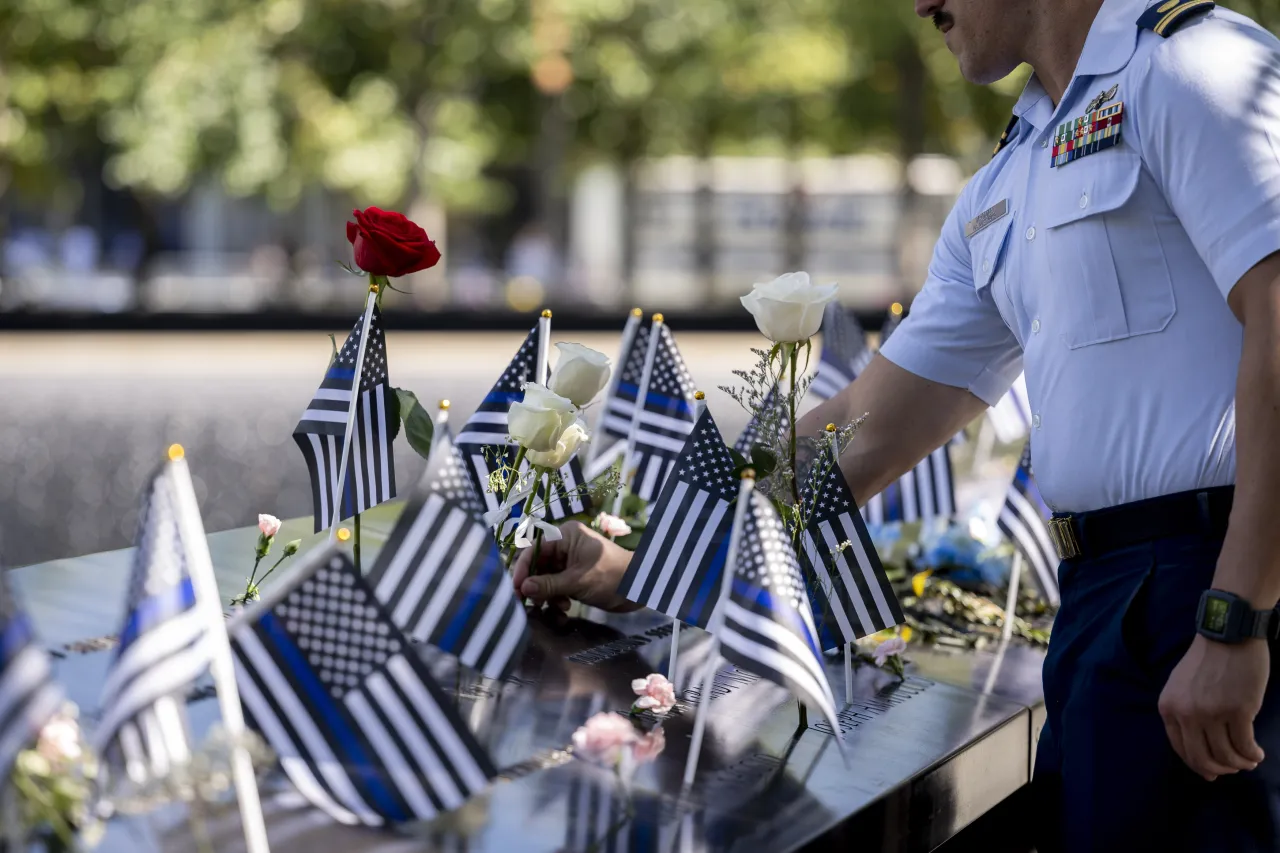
[{"xmin": 493, "ymin": 339, "xmax": 612, "ymax": 597}]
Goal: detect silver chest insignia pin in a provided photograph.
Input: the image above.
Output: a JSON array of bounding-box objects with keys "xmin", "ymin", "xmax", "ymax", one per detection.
[{"xmin": 1051, "ymin": 84, "xmax": 1123, "ymax": 167}]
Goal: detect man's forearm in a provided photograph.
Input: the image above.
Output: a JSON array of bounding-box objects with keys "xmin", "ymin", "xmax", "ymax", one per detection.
[
  {"xmin": 795, "ymin": 354, "xmax": 988, "ymax": 505},
  {"xmin": 1215, "ymin": 270, "xmax": 1280, "ymax": 608}
]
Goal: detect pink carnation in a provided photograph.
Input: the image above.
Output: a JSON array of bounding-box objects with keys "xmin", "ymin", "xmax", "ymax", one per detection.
[
  {"xmin": 630, "ymin": 673, "xmax": 677, "ymax": 716},
  {"xmin": 258, "ymin": 514, "xmax": 282, "ymax": 537},
  {"xmin": 873, "ymin": 636, "xmax": 908, "ymax": 667},
  {"xmin": 593, "ymin": 512, "xmax": 632, "ymax": 538},
  {"xmin": 571, "ymin": 712, "xmax": 638, "ymax": 765}
]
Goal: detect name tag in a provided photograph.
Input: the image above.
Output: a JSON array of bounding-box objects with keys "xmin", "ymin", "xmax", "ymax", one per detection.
[{"xmin": 965, "ymin": 199, "xmax": 1009, "ymax": 239}]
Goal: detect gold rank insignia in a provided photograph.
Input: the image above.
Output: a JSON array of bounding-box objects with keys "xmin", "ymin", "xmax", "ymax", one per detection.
[{"xmin": 1051, "ymin": 96, "xmax": 1124, "ymax": 168}]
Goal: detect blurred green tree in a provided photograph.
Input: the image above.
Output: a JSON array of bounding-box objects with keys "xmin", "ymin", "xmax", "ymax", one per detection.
[{"xmin": 0, "ymin": 0, "xmax": 1272, "ymax": 219}]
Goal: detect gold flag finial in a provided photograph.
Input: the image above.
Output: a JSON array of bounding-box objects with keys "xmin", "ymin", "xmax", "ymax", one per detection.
[
  {"xmin": 825, "ymin": 423, "xmax": 837, "ymax": 432},
  {"xmin": 167, "ymin": 444, "xmax": 185, "ymax": 461},
  {"xmin": 694, "ymin": 391, "xmax": 705, "ymax": 401},
  {"xmin": 541, "ymin": 309, "xmax": 553, "ymax": 318},
  {"xmin": 652, "ymin": 313, "xmax": 664, "ymax": 323},
  {"xmin": 890, "ymin": 302, "xmax": 903, "ymax": 316},
  {"xmin": 369, "ymin": 281, "xmax": 380, "ymax": 294},
  {"xmin": 439, "ymin": 399, "xmax": 451, "ymax": 411},
  {"xmin": 631, "ymin": 307, "xmax": 643, "ymax": 317},
  {"xmin": 336, "ymin": 527, "xmax": 352, "ymax": 542},
  {"xmin": 741, "ymin": 467, "xmax": 756, "ymax": 480}
]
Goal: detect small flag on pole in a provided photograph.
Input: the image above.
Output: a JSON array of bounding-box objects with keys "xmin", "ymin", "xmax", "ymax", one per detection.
[
  {"xmin": 294, "ymin": 307, "xmax": 397, "ymax": 533},
  {"xmin": 367, "ymin": 421, "xmax": 528, "ymax": 680},
  {"xmin": 456, "ymin": 324, "xmax": 590, "ymax": 521},
  {"xmin": 997, "ymin": 442, "xmax": 1060, "ymax": 606},
  {"xmin": 94, "ymin": 462, "xmax": 215, "ymax": 789},
  {"xmin": 809, "ymin": 303, "xmax": 954, "ymax": 525},
  {"xmin": 732, "ymin": 384, "xmax": 787, "ymax": 456},
  {"xmin": 859, "ymin": 446, "xmax": 956, "ymax": 526},
  {"xmin": 0, "ymin": 577, "xmax": 61, "ymax": 784},
  {"xmin": 590, "ymin": 314, "xmax": 651, "ymax": 472},
  {"xmin": 615, "ymin": 321, "xmax": 699, "ymax": 502},
  {"xmin": 617, "ymin": 409, "xmax": 736, "ymax": 629},
  {"xmin": 719, "ymin": 491, "xmax": 841, "ymax": 733},
  {"xmin": 811, "ymin": 302, "xmax": 872, "ymax": 401},
  {"xmin": 230, "ymin": 547, "xmax": 498, "ymax": 827},
  {"xmin": 799, "ymin": 451, "xmax": 904, "ymax": 647}
]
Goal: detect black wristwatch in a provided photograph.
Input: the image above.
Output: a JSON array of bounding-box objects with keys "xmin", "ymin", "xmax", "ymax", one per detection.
[{"xmin": 1196, "ymin": 589, "xmax": 1280, "ymax": 644}]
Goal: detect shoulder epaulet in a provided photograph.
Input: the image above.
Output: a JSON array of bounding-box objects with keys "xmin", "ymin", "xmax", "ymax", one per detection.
[
  {"xmin": 1137, "ymin": 0, "xmax": 1214, "ymax": 37},
  {"xmin": 992, "ymin": 114, "xmax": 1019, "ymax": 159}
]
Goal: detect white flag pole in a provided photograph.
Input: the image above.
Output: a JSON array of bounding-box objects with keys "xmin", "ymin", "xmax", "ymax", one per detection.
[
  {"xmin": 665, "ymin": 389, "xmax": 707, "ymax": 686},
  {"xmin": 610, "ymin": 312, "xmax": 664, "ymax": 517},
  {"xmin": 1002, "ymin": 551, "xmax": 1024, "ymax": 643},
  {"xmin": 167, "ymin": 448, "xmax": 270, "ymax": 853},
  {"xmin": 326, "ymin": 285, "xmax": 379, "ymax": 543},
  {"xmin": 682, "ymin": 470, "xmax": 756, "ymax": 790},
  {"xmin": 536, "ymin": 308, "xmax": 553, "ymax": 385},
  {"xmin": 588, "ymin": 307, "xmax": 643, "ymax": 464}
]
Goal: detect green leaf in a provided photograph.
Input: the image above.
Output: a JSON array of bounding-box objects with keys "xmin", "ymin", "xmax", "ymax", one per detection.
[
  {"xmin": 395, "ymin": 388, "xmax": 434, "ymax": 461},
  {"xmin": 327, "ymin": 333, "xmax": 339, "ymax": 368},
  {"xmin": 727, "ymin": 447, "xmax": 749, "ymax": 469}
]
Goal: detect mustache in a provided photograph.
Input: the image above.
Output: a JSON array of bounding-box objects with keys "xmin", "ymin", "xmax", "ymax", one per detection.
[{"xmin": 933, "ymin": 10, "xmax": 954, "ymax": 31}]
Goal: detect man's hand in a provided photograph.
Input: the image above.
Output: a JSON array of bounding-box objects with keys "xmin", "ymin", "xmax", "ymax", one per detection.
[
  {"xmin": 511, "ymin": 521, "xmax": 641, "ymax": 613},
  {"xmin": 1158, "ymin": 634, "xmax": 1269, "ymax": 780}
]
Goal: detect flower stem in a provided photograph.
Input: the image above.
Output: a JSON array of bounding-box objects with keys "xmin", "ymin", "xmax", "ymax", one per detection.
[
  {"xmin": 797, "ymin": 702, "xmax": 808, "ymax": 732},
  {"xmin": 498, "ymin": 446, "xmax": 528, "ymax": 508},
  {"xmin": 246, "ymin": 554, "xmax": 265, "ymax": 588},
  {"xmin": 254, "ymin": 551, "xmax": 295, "ymax": 589},
  {"xmin": 787, "ymin": 343, "xmax": 802, "ymax": 509}
]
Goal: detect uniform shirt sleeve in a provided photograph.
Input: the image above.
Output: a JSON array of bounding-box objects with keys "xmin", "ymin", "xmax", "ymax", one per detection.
[
  {"xmin": 1136, "ymin": 18, "xmax": 1280, "ymax": 298},
  {"xmin": 878, "ymin": 187, "xmax": 1023, "ymax": 407}
]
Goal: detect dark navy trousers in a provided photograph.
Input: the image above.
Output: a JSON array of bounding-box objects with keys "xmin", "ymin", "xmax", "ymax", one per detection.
[{"xmin": 1033, "ymin": 533, "xmax": 1280, "ymax": 852}]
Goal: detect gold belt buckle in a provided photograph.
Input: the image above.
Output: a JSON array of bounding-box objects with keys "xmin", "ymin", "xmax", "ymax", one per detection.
[{"xmin": 1047, "ymin": 517, "xmax": 1082, "ymax": 560}]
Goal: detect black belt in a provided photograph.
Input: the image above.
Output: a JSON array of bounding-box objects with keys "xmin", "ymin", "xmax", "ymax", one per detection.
[{"xmin": 1047, "ymin": 486, "xmax": 1234, "ymax": 562}]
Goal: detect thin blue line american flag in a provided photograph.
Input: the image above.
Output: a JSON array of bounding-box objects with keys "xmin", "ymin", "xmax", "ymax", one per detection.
[
  {"xmin": 229, "ymin": 549, "xmax": 497, "ymax": 827},
  {"xmin": 0, "ymin": 575, "xmax": 61, "ymax": 785},
  {"xmin": 998, "ymin": 442, "xmax": 1060, "ymax": 606},
  {"xmin": 456, "ymin": 325, "xmax": 590, "ymax": 521},
  {"xmin": 623, "ymin": 324, "xmax": 698, "ymax": 502},
  {"xmin": 720, "ymin": 491, "xmax": 840, "ymax": 733},
  {"xmin": 809, "ymin": 302, "xmax": 955, "ymax": 525},
  {"xmin": 591, "ymin": 316, "xmax": 652, "ymax": 472},
  {"xmin": 811, "ymin": 302, "xmax": 872, "ymax": 401},
  {"xmin": 366, "ymin": 423, "xmax": 528, "ymax": 681},
  {"xmin": 293, "ymin": 306, "xmax": 397, "ymax": 533},
  {"xmin": 94, "ymin": 462, "xmax": 213, "ymax": 789},
  {"xmin": 799, "ymin": 453, "xmax": 904, "ymax": 647},
  {"xmin": 732, "ymin": 384, "xmax": 786, "ymax": 456},
  {"xmin": 617, "ymin": 409, "xmax": 736, "ymax": 629}
]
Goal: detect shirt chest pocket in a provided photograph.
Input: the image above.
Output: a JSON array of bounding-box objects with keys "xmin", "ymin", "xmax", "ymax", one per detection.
[{"xmin": 1042, "ymin": 149, "xmax": 1176, "ymax": 349}]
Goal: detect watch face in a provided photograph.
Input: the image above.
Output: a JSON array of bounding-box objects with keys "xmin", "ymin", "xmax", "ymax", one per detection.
[{"xmin": 1204, "ymin": 596, "xmax": 1230, "ymax": 634}]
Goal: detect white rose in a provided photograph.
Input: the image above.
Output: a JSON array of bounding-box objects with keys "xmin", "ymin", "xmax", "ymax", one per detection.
[
  {"xmin": 740, "ymin": 272, "xmax": 839, "ymax": 343},
  {"xmin": 549, "ymin": 342, "xmax": 612, "ymax": 407},
  {"xmin": 508, "ymin": 384, "xmax": 578, "ymax": 452},
  {"xmin": 526, "ymin": 422, "xmax": 590, "ymax": 469}
]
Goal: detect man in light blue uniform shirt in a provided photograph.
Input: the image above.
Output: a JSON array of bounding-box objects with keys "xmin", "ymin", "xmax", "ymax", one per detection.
[{"xmin": 514, "ymin": 0, "xmax": 1280, "ymax": 848}]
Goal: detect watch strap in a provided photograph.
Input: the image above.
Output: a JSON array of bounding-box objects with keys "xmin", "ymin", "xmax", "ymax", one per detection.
[{"xmin": 1249, "ymin": 607, "xmax": 1280, "ymax": 640}]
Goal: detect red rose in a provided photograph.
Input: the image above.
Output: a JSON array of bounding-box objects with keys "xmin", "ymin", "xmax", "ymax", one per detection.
[{"xmin": 345, "ymin": 207, "xmax": 441, "ymax": 277}]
